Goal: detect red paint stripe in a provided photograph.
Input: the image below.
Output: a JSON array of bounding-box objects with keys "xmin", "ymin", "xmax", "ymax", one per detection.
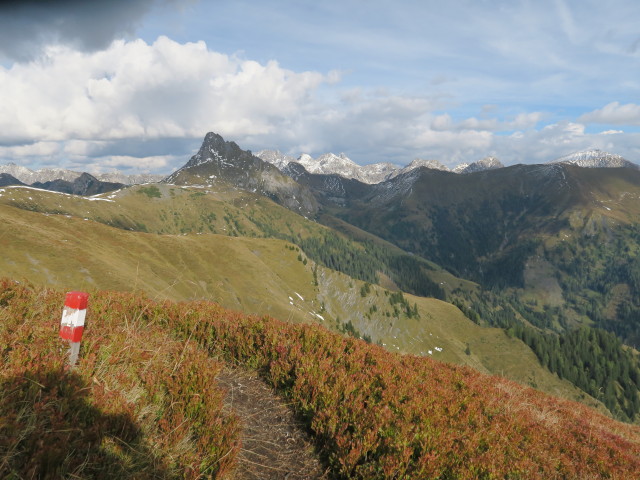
[
  {"xmin": 64, "ymin": 292, "xmax": 88, "ymax": 310},
  {"xmin": 60, "ymin": 325, "xmax": 84, "ymax": 342}
]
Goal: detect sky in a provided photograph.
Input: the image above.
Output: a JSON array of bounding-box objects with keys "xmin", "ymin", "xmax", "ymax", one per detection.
[{"xmin": 0, "ymin": 0, "xmax": 639, "ymax": 174}]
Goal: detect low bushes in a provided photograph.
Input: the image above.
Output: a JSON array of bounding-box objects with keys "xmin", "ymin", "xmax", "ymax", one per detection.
[{"xmin": 2, "ymin": 279, "xmax": 639, "ymax": 479}]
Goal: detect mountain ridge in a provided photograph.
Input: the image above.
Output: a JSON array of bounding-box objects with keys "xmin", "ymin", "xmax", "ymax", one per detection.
[
  {"xmin": 0, "ymin": 162, "xmax": 164, "ymax": 185},
  {"xmin": 551, "ymin": 149, "xmax": 637, "ymax": 169},
  {"xmin": 164, "ymin": 132, "xmax": 319, "ymax": 216},
  {"xmin": 4, "ymin": 131, "xmax": 640, "ymax": 423},
  {"xmin": 257, "ymin": 148, "xmax": 635, "ymax": 185}
]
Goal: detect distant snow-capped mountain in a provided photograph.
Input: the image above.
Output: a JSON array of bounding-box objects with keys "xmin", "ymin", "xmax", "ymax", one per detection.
[
  {"xmin": 257, "ymin": 150, "xmax": 402, "ymax": 184},
  {"xmin": 402, "ymin": 159, "xmax": 450, "ymax": 173},
  {"xmin": 360, "ymin": 162, "xmax": 402, "ymax": 183},
  {"xmin": 255, "ymin": 150, "xmax": 296, "ymax": 170},
  {"xmin": 297, "ymin": 153, "xmax": 362, "ymax": 179},
  {"xmin": 0, "ymin": 163, "xmax": 81, "ymax": 184},
  {"xmin": 257, "ymin": 149, "xmax": 505, "ymax": 184},
  {"xmin": 458, "ymin": 156, "xmax": 505, "ymax": 174},
  {"xmin": 551, "ymin": 150, "xmax": 636, "ymax": 169},
  {"xmin": 0, "ymin": 163, "xmax": 163, "ymax": 185},
  {"xmin": 452, "ymin": 163, "xmax": 470, "ymax": 173}
]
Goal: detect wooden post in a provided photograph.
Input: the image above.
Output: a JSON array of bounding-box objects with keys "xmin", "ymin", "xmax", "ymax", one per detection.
[{"xmin": 59, "ymin": 292, "xmax": 88, "ymax": 366}]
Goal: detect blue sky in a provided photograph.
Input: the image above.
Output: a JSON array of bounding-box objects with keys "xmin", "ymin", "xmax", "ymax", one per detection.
[{"xmin": 0, "ymin": 0, "xmax": 639, "ymax": 173}]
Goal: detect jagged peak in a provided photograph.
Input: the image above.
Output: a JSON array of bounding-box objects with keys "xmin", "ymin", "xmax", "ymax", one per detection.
[
  {"xmin": 452, "ymin": 163, "xmax": 470, "ymax": 173},
  {"xmin": 456, "ymin": 157, "xmax": 505, "ymax": 174},
  {"xmin": 551, "ymin": 149, "xmax": 635, "ymax": 168},
  {"xmin": 406, "ymin": 159, "xmax": 450, "ymax": 172},
  {"xmin": 315, "ymin": 152, "xmax": 357, "ymax": 165},
  {"xmin": 477, "ymin": 156, "xmax": 503, "ymax": 167},
  {"xmin": 256, "ymin": 150, "xmax": 296, "ymax": 169}
]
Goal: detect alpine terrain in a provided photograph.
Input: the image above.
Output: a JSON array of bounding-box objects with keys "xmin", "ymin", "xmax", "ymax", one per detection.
[{"xmin": 2, "ymin": 132, "xmax": 639, "ymax": 479}]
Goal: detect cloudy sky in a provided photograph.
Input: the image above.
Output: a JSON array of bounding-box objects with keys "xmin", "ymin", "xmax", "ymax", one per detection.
[{"xmin": 1, "ymin": 0, "xmax": 639, "ymax": 174}]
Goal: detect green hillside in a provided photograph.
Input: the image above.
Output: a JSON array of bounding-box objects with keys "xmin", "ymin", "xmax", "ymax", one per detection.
[
  {"xmin": 0, "ymin": 185, "xmax": 607, "ymax": 412},
  {"xmin": 317, "ymin": 165, "xmax": 640, "ymax": 421}
]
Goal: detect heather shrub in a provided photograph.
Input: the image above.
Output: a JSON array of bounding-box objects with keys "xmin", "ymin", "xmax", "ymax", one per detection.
[
  {"xmin": 0, "ymin": 280, "xmax": 240, "ymax": 479},
  {"xmin": 2, "ymin": 279, "xmax": 639, "ymax": 479}
]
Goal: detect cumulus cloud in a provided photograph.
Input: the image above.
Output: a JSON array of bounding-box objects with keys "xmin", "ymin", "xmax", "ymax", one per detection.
[
  {"xmin": 0, "ymin": 36, "xmax": 328, "ymax": 143},
  {"xmin": 578, "ymin": 102, "xmax": 640, "ymax": 125},
  {"xmin": 0, "ymin": 36, "xmax": 331, "ymax": 171}
]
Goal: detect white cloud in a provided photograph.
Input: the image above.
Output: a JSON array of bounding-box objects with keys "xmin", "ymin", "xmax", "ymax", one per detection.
[
  {"xmin": 578, "ymin": 102, "xmax": 640, "ymax": 125},
  {"xmin": 0, "ymin": 36, "xmax": 332, "ymax": 171},
  {"xmin": 0, "ymin": 142, "xmax": 62, "ymax": 159},
  {"xmin": 0, "ymin": 36, "xmax": 329, "ymax": 145}
]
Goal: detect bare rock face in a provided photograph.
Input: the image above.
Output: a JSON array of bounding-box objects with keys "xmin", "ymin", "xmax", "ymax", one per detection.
[
  {"xmin": 457, "ymin": 156, "xmax": 505, "ymax": 174},
  {"xmin": 164, "ymin": 133, "xmax": 319, "ymax": 217}
]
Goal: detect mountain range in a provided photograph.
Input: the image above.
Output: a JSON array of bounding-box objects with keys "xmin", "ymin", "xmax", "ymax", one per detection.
[
  {"xmin": 0, "ymin": 163, "xmax": 164, "ymax": 195},
  {"xmin": 1, "ymin": 146, "xmax": 632, "ymax": 195},
  {"xmin": 256, "ymin": 148, "xmax": 635, "ymax": 184},
  {"xmin": 0, "ymin": 162, "xmax": 164, "ymax": 185},
  {"xmin": 2, "ymin": 131, "xmax": 640, "ymax": 425},
  {"xmin": 162, "ymin": 133, "xmax": 640, "ymax": 420}
]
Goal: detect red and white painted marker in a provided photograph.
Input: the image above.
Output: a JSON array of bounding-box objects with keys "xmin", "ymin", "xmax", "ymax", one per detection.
[{"xmin": 60, "ymin": 291, "xmax": 88, "ymax": 366}]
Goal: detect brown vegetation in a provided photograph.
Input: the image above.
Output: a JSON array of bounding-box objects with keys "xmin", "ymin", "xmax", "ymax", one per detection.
[{"xmin": 1, "ymin": 279, "xmax": 639, "ymax": 479}]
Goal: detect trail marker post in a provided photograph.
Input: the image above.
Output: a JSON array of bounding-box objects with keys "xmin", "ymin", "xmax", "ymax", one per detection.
[{"xmin": 59, "ymin": 291, "xmax": 89, "ymax": 366}]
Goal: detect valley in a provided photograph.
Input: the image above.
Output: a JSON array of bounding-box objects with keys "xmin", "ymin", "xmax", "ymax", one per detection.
[{"xmin": 0, "ymin": 182, "xmax": 601, "ymax": 410}]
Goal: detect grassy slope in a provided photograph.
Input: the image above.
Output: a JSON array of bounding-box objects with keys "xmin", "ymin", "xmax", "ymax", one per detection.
[
  {"xmin": 0, "ymin": 185, "xmax": 605, "ymax": 411},
  {"xmin": 2, "ymin": 280, "xmax": 638, "ymax": 479}
]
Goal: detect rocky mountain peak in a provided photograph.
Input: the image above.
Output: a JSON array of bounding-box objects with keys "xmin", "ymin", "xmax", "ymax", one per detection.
[
  {"xmin": 405, "ymin": 159, "xmax": 450, "ymax": 172},
  {"xmin": 457, "ymin": 157, "xmax": 505, "ymax": 174},
  {"xmin": 164, "ymin": 132, "xmax": 319, "ymax": 216},
  {"xmin": 551, "ymin": 149, "xmax": 636, "ymax": 168},
  {"xmin": 255, "ymin": 150, "xmax": 295, "ymax": 170},
  {"xmin": 452, "ymin": 163, "xmax": 470, "ymax": 173},
  {"xmin": 183, "ymin": 132, "xmax": 246, "ymax": 169}
]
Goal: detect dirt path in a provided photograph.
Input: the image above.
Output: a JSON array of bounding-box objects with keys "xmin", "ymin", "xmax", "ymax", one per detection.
[{"xmin": 217, "ymin": 368, "xmax": 329, "ymax": 480}]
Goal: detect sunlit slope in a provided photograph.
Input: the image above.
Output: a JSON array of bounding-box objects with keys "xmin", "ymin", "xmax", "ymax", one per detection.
[
  {"xmin": 1, "ymin": 196, "xmax": 604, "ymax": 411},
  {"xmin": 0, "ymin": 183, "xmax": 319, "ymax": 237},
  {"xmin": 1, "ymin": 200, "xmax": 314, "ymax": 322}
]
